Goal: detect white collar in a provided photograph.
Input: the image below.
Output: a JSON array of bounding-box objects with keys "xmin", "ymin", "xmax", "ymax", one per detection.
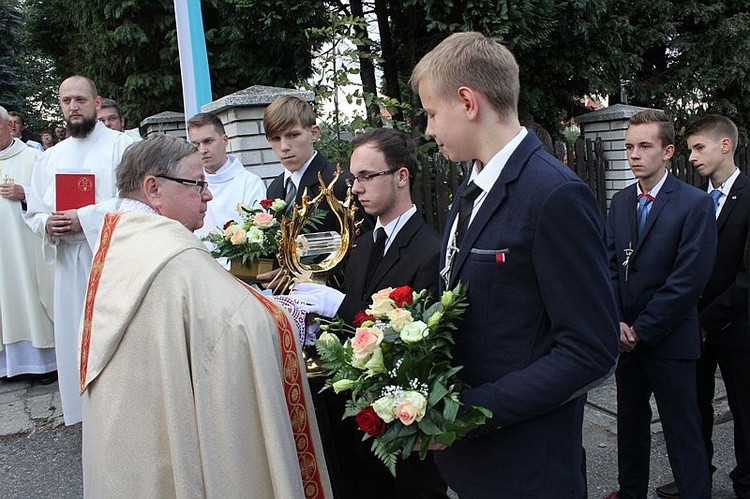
[{"xmin": 709, "ymin": 167, "xmax": 740, "ymax": 195}]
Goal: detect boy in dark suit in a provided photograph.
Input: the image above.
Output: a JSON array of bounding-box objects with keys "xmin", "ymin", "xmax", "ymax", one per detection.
[
  {"xmin": 409, "ymin": 31, "xmax": 619, "ymax": 498},
  {"xmin": 264, "ymin": 95, "xmax": 349, "ymax": 231},
  {"xmin": 293, "ymin": 128, "xmax": 445, "ymax": 498},
  {"xmin": 656, "ymin": 115, "xmax": 750, "ymax": 499},
  {"xmin": 607, "ymin": 110, "xmax": 716, "ymax": 499}
]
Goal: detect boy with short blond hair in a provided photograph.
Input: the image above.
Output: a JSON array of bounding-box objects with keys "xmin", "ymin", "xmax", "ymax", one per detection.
[
  {"xmin": 652, "ymin": 114, "xmax": 750, "ymax": 499},
  {"xmin": 410, "ymin": 31, "xmax": 619, "ymax": 498}
]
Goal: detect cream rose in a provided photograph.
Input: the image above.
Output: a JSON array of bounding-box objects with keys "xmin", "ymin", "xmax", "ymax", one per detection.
[
  {"xmin": 223, "ymin": 224, "xmax": 239, "ymax": 238},
  {"xmin": 351, "ymin": 326, "xmax": 384, "ymax": 361},
  {"xmin": 372, "ymin": 395, "xmax": 397, "ymax": 423},
  {"xmin": 399, "ymin": 320, "xmax": 429, "ymax": 343},
  {"xmin": 253, "ymin": 212, "xmax": 275, "ymax": 228},
  {"xmin": 394, "ymin": 391, "xmax": 427, "ymax": 426},
  {"xmin": 367, "ymin": 287, "xmax": 396, "ymax": 318},
  {"xmin": 387, "ymin": 308, "xmax": 414, "ymax": 333},
  {"xmin": 229, "ymin": 228, "xmax": 247, "ymax": 245}
]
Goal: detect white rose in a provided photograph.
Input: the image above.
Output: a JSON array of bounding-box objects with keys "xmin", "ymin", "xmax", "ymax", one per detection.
[{"xmin": 399, "ymin": 320, "xmax": 429, "ymax": 343}]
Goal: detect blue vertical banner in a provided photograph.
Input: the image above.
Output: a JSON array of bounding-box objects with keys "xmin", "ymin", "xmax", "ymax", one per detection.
[{"xmin": 174, "ymin": 0, "xmax": 212, "ymax": 121}]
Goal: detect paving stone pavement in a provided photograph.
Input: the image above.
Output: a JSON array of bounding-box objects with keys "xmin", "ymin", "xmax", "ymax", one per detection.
[{"xmin": 0, "ymin": 373, "xmax": 740, "ymax": 498}]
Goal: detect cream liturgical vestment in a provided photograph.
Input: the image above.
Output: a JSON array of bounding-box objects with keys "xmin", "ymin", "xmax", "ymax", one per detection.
[
  {"xmin": 0, "ymin": 138, "xmax": 55, "ymax": 376},
  {"xmin": 24, "ymin": 122, "xmax": 133, "ymax": 424},
  {"xmin": 79, "ymin": 212, "xmax": 332, "ymax": 499}
]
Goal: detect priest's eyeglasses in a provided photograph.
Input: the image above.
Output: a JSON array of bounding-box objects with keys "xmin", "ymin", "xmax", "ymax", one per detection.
[
  {"xmin": 156, "ymin": 174, "xmax": 209, "ymax": 195},
  {"xmin": 345, "ymin": 168, "xmax": 398, "ymax": 188}
]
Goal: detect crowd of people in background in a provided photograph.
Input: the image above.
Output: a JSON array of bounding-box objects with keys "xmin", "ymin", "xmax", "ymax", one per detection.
[{"xmin": 0, "ymin": 29, "xmax": 748, "ymax": 499}]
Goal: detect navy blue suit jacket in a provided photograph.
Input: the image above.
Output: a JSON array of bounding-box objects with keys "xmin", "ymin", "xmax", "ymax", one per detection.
[
  {"xmin": 607, "ymin": 173, "xmax": 717, "ymax": 359},
  {"xmin": 699, "ymin": 173, "xmax": 750, "ymax": 349},
  {"xmin": 434, "ymin": 133, "xmax": 619, "ymax": 498}
]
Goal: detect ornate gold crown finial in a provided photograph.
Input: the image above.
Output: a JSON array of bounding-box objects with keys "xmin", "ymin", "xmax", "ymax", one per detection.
[{"xmin": 270, "ymin": 164, "xmax": 361, "ymax": 295}]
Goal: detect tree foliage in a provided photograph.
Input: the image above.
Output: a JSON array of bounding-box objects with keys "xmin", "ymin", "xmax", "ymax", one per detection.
[
  {"xmin": 0, "ymin": 0, "xmax": 27, "ymax": 113},
  {"xmin": 16, "ymin": 0, "xmax": 750, "ymax": 144},
  {"xmin": 24, "ymin": 0, "xmax": 328, "ymax": 129},
  {"xmin": 327, "ymin": 0, "xmax": 750, "ymax": 143}
]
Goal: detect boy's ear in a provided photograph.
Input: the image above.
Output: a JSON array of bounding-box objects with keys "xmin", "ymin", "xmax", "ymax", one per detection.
[
  {"xmin": 721, "ymin": 137, "xmax": 732, "ymax": 154},
  {"xmin": 310, "ymin": 124, "xmax": 321, "ymax": 142},
  {"xmin": 457, "ymin": 86, "xmax": 479, "ymax": 121}
]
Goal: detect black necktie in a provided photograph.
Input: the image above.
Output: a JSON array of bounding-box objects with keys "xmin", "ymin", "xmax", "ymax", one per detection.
[
  {"xmin": 365, "ymin": 228, "xmax": 387, "ymax": 289},
  {"xmin": 456, "ymin": 182, "xmax": 482, "ymax": 247},
  {"xmin": 284, "ymin": 178, "xmax": 297, "ymax": 214}
]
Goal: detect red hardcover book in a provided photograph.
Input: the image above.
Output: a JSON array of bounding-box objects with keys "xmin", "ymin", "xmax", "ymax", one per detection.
[{"xmin": 56, "ymin": 172, "xmax": 96, "ymax": 211}]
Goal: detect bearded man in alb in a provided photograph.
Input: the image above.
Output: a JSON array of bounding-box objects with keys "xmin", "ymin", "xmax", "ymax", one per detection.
[
  {"xmin": 0, "ymin": 105, "xmax": 55, "ymax": 379},
  {"xmin": 23, "ymin": 75, "xmax": 133, "ymax": 424},
  {"xmin": 79, "ymin": 134, "xmax": 332, "ymax": 499}
]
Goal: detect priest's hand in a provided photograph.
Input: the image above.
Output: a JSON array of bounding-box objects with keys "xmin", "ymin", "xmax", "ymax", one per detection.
[
  {"xmin": 0, "ymin": 182, "xmax": 25, "ymax": 202},
  {"xmin": 46, "ymin": 212, "xmax": 73, "ymax": 237},
  {"xmin": 61, "ymin": 209, "xmax": 82, "ymax": 233}
]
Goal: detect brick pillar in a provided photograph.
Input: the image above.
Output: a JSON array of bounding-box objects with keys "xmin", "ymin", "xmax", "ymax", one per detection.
[{"xmin": 140, "ymin": 111, "xmax": 186, "ymax": 139}]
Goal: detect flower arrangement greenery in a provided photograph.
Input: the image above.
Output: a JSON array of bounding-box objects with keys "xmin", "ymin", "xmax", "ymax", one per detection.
[
  {"xmin": 203, "ymin": 198, "xmax": 287, "ymax": 265},
  {"xmin": 314, "ymin": 284, "xmax": 492, "ymax": 475}
]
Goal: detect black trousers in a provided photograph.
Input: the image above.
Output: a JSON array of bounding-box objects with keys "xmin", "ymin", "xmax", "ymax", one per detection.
[{"xmin": 697, "ymin": 342, "xmax": 750, "ymax": 498}]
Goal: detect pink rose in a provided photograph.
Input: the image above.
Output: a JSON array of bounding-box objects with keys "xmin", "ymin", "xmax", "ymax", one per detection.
[
  {"xmin": 394, "ymin": 391, "xmax": 427, "ymax": 426},
  {"xmin": 253, "ymin": 212, "xmax": 275, "ymax": 228},
  {"xmin": 351, "ymin": 326, "xmax": 384, "ymax": 361}
]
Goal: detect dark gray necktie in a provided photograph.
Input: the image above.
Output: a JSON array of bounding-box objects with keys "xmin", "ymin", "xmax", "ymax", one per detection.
[{"xmin": 284, "ymin": 178, "xmax": 297, "ymax": 214}]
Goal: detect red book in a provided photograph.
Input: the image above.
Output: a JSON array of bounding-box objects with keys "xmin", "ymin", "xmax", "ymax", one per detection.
[{"xmin": 56, "ymin": 172, "xmax": 96, "ymax": 211}]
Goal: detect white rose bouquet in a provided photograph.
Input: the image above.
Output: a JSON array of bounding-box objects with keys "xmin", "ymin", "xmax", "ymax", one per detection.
[{"xmin": 314, "ymin": 284, "xmax": 492, "ymax": 475}]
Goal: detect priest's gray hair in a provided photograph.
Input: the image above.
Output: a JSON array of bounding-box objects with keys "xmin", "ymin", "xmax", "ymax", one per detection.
[
  {"xmin": 0, "ymin": 106, "xmax": 9, "ymax": 121},
  {"xmin": 116, "ymin": 134, "xmax": 197, "ymax": 195}
]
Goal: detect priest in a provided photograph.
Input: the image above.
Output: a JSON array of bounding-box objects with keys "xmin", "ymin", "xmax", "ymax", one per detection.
[
  {"xmin": 0, "ymin": 106, "xmax": 55, "ymax": 379},
  {"xmin": 23, "ymin": 75, "xmax": 134, "ymax": 425},
  {"xmin": 79, "ymin": 134, "xmax": 331, "ymax": 498}
]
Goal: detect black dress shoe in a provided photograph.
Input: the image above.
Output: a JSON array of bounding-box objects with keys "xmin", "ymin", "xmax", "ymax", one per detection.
[
  {"xmin": 655, "ymin": 481, "xmax": 679, "ymax": 498},
  {"xmin": 36, "ymin": 371, "xmax": 58, "ymax": 385},
  {"xmin": 656, "ymin": 464, "xmax": 716, "ymax": 498}
]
